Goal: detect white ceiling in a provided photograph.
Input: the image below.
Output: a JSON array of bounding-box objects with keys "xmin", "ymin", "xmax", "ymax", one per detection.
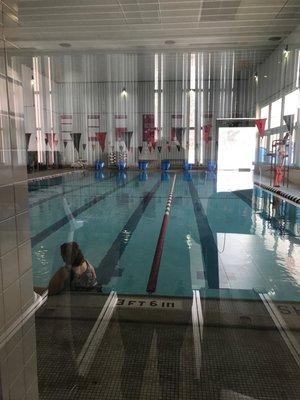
[
  {"xmin": 3, "ymin": 0, "xmax": 300, "ymax": 60},
  {"xmin": 3, "ymin": 0, "xmax": 300, "ymax": 74}
]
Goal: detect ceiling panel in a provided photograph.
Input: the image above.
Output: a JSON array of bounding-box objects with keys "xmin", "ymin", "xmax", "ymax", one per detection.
[{"xmin": 2, "ymin": 0, "xmax": 299, "ymax": 68}]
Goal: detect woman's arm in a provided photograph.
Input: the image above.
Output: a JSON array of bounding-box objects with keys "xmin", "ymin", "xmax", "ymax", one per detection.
[{"xmin": 48, "ymin": 267, "xmax": 70, "ymax": 295}]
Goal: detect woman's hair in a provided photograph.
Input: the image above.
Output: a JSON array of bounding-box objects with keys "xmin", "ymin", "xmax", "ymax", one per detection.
[{"xmin": 60, "ymin": 242, "xmax": 84, "ymax": 267}]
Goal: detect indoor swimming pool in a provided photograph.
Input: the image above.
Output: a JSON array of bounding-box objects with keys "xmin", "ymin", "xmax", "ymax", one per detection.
[{"xmin": 28, "ymin": 170, "xmax": 300, "ymax": 302}]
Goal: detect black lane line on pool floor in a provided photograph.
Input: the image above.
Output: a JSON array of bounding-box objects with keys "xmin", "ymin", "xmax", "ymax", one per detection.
[
  {"xmin": 188, "ymin": 180, "xmax": 220, "ymax": 290},
  {"xmin": 31, "ymin": 176, "xmax": 137, "ymax": 247},
  {"xmin": 29, "ymin": 172, "xmax": 117, "ymax": 209},
  {"xmin": 97, "ymin": 179, "xmax": 161, "ymax": 285}
]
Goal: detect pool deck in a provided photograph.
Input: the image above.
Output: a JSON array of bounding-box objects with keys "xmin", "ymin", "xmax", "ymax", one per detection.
[{"xmin": 35, "ymin": 292, "xmax": 300, "ymax": 400}]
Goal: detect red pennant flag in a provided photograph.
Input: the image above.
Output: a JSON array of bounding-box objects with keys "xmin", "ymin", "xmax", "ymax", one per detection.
[
  {"xmin": 203, "ymin": 124, "xmax": 212, "ymax": 143},
  {"xmin": 96, "ymin": 132, "xmax": 106, "ymax": 152},
  {"xmin": 255, "ymin": 118, "xmax": 267, "ymax": 137}
]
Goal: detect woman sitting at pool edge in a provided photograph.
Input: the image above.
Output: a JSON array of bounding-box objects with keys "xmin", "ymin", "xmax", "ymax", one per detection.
[{"xmin": 48, "ymin": 242, "xmax": 101, "ymax": 295}]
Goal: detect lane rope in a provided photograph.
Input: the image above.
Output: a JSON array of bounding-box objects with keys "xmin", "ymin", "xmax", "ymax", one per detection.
[{"xmin": 146, "ymin": 175, "xmax": 177, "ymax": 294}]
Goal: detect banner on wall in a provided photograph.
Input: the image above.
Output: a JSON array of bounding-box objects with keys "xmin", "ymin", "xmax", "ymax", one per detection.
[
  {"xmin": 60, "ymin": 115, "xmax": 73, "ymax": 133},
  {"xmin": 283, "ymin": 115, "xmax": 295, "ymax": 133},
  {"xmin": 115, "ymin": 115, "xmax": 127, "ymax": 141},
  {"xmin": 71, "ymin": 133, "xmax": 81, "ymax": 153},
  {"xmin": 25, "ymin": 133, "xmax": 31, "ymax": 150},
  {"xmin": 87, "ymin": 115, "xmax": 100, "ymax": 128},
  {"xmin": 143, "ymin": 114, "xmax": 155, "ymax": 146},
  {"xmin": 255, "ymin": 118, "xmax": 267, "ymax": 137},
  {"xmin": 96, "ymin": 132, "xmax": 107, "ymax": 152}
]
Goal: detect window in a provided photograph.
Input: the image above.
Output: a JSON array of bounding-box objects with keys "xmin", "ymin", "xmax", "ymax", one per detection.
[
  {"xmin": 284, "ymin": 89, "xmax": 300, "ymax": 164},
  {"xmin": 260, "ymin": 105, "xmax": 269, "ymax": 129},
  {"xmin": 284, "ymin": 89, "xmax": 300, "ymax": 122},
  {"xmin": 270, "ymin": 98, "xmax": 282, "ymax": 128}
]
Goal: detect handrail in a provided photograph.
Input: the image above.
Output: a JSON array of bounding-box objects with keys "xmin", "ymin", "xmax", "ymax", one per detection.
[{"xmin": 146, "ymin": 175, "xmax": 176, "ymax": 294}]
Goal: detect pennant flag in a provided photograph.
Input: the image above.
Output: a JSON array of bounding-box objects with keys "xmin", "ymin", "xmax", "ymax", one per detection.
[
  {"xmin": 255, "ymin": 118, "xmax": 267, "ymax": 137},
  {"xmin": 96, "ymin": 132, "xmax": 106, "ymax": 152},
  {"xmin": 53, "ymin": 133, "xmax": 59, "ymax": 147},
  {"xmin": 71, "ymin": 133, "xmax": 81, "ymax": 153},
  {"xmin": 124, "ymin": 131, "xmax": 133, "ymax": 151},
  {"xmin": 178, "ymin": 130, "xmax": 184, "ymax": 146},
  {"xmin": 203, "ymin": 124, "xmax": 212, "ymax": 143},
  {"xmin": 203, "ymin": 124, "xmax": 212, "ymax": 135},
  {"xmin": 82, "ymin": 143, "xmax": 87, "ymax": 150},
  {"xmin": 157, "ymin": 146, "xmax": 162, "ymax": 153},
  {"xmin": 92, "ymin": 144, "xmax": 96, "ymax": 151},
  {"xmin": 25, "ymin": 133, "xmax": 31, "ymax": 150},
  {"xmin": 63, "ymin": 140, "xmax": 68, "ymax": 149},
  {"xmin": 283, "ymin": 115, "xmax": 295, "ymax": 133},
  {"xmin": 176, "ymin": 145, "xmax": 181, "ymax": 152},
  {"xmin": 138, "ymin": 146, "xmax": 142, "ymax": 153},
  {"xmin": 46, "ymin": 133, "xmax": 53, "ymax": 149}
]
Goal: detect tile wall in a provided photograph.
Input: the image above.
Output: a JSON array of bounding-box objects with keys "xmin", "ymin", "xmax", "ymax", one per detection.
[{"xmin": 0, "ymin": 2, "xmax": 39, "ymax": 399}]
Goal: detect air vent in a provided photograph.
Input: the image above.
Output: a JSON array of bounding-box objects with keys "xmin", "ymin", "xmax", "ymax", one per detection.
[
  {"xmin": 269, "ymin": 36, "xmax": 282, "ymax": 41},
  {"xmin": 59, "ymin": 43, "xmax": 71, "ymax": 48}
]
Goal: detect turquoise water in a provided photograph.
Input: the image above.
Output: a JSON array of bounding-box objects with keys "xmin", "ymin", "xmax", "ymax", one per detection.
[{"xmin": 28, "ymin": 170, "xmax": 300, "ymax": 301}]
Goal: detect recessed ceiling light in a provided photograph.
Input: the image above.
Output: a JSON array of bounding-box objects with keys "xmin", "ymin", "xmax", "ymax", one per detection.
[
  {"xmin": 268, "ymin": 36, "xmax": 282, "ymax": 42},
  {"xmin": 165, "ymin": 40, "xmax": 175, "ymax": 45},
  {"xmin": 59, "ymin": 43, "xmax": 71, "ymax": 48}
]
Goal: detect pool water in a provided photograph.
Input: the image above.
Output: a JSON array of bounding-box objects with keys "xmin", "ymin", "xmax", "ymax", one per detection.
[{"xmin": 28, "ymin": 170, "xmax": 300, "ymax": 301}]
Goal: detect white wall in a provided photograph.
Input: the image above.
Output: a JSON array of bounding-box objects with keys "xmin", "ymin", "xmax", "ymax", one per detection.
[{"xmin": 18, "ymin": 52, "xmax": 256, "ymax": 167}]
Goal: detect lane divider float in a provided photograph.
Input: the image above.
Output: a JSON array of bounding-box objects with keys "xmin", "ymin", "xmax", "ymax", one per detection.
[
  {"xmin": 147, "ymin": 174, "xmax": 177, "ymax": 294},
  {"xmin": 254, "ymin": 181, "xmax": 300, "ymax": 205}
]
